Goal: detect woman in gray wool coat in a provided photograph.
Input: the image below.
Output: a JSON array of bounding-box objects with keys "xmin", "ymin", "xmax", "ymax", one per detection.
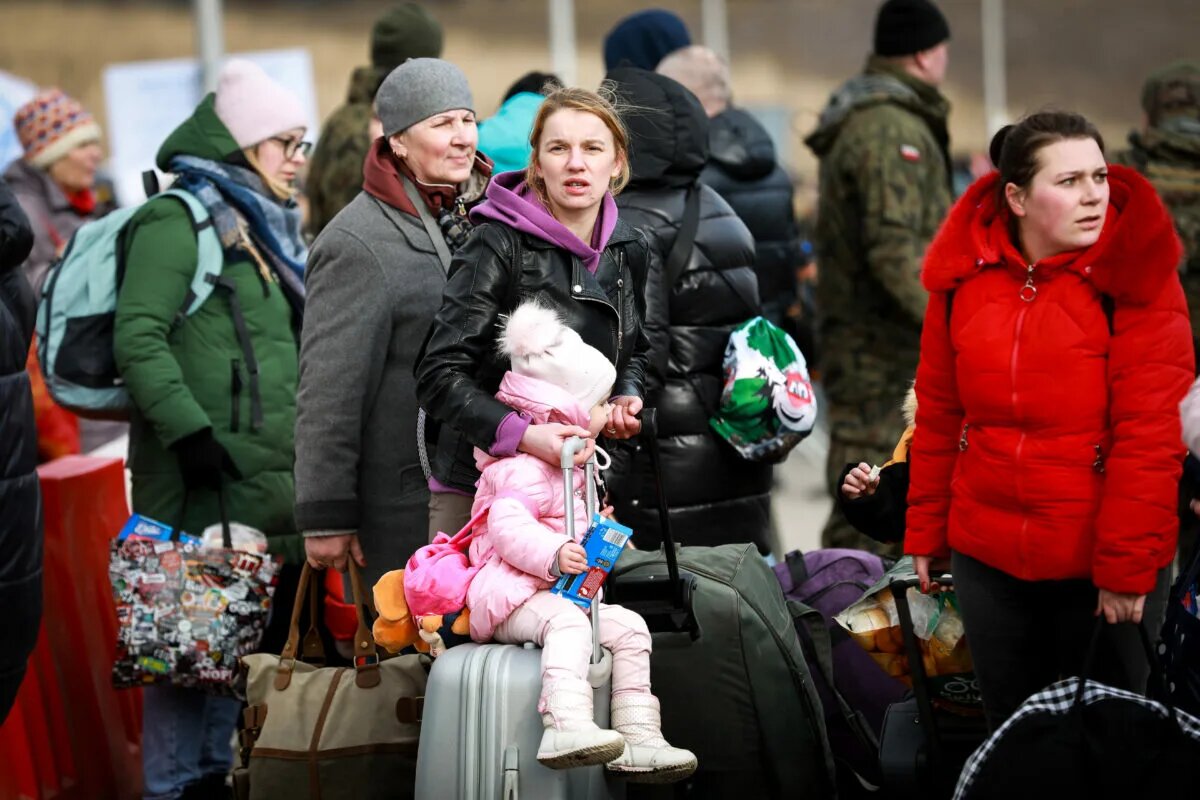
[{"xmin": 294, "ymin": 58, "xmax": 491, "ymax": 590}]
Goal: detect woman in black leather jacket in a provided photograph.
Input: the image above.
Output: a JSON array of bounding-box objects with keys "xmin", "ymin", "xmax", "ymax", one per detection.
[
  {"xmin": 416, "ymin": 87, "xmax": 657, "ymax": 526},
  {"xmin": 606, "ymin": 67, "xmax": 771, "ymax": 553}
]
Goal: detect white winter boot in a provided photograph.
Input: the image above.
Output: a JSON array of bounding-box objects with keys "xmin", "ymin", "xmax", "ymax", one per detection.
[
  {"xmin": 536, "ymin": 678, "xmax": 626, "ymax": 769},
  {"xmin": 605, "ymin": 693, "xmax": 698, "ymax": 783}
]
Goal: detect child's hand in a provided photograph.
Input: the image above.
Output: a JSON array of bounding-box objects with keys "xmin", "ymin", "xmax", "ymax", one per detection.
[
  {"xmin": 558, "ymin": 542, "xmax": 588, "ymax": 575},
  {"xmin": 520, "ymin": 423, "xmax": 594, "ymax": 467},
  {"xmin": 841, "ymin": 462, "xmax": 880, "ymax": 500}
]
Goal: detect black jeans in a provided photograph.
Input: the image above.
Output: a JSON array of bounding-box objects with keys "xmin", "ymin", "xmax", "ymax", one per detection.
[{"xmin": 951, "ymin": 550, "xmax": 1171, "ymax": 731}]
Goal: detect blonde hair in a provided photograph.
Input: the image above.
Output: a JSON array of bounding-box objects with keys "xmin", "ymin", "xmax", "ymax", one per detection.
[
  {"xmin": 657, "ymin": 45, "xmax": 732, "ymax": 116},
  {"xmin": 525, "ymin": 85, "xmax": 631, "ymax": 204}
]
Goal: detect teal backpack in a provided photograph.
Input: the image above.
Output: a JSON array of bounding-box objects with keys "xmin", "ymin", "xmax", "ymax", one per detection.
[{"xmin": 36, "ymin": 188, "xmax": 224, "ymax": 419}]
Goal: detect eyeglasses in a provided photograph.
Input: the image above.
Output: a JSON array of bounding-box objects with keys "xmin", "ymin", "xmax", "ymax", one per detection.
[{"xmin": 270, "ymin": 137, "xmax": 312, "ymax": 160}]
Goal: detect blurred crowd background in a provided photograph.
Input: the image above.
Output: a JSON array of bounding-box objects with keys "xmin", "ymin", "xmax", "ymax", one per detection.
[{"xmin": 5, "ymin": 0, "xmax": 1200, "ymax": 216}]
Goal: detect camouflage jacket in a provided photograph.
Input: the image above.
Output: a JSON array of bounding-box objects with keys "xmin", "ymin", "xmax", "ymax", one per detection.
[
  {"xmin": 805, "ymin": 58, "xmax": 952, "ymax": 373},
  {"xmin": 1112, "ymin": 126, "xmax": 1200, "ymax": 274},
  {"xmin": 305, "ymin": 66, "xmax": 383, "ymax": 238}
]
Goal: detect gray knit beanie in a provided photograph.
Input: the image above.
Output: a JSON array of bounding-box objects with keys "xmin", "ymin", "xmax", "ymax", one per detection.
[{"xmin": 376, "ymin": 58, "xmax": 474, "ymax": 137}]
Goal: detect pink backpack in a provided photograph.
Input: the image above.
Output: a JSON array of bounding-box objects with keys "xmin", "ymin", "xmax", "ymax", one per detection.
[{"xmin": 403, "ymin": 504, "xmax": 490, "ymax": 618}]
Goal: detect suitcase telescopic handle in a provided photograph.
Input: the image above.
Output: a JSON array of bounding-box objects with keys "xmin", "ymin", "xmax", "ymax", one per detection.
[
  {"xmin": 640, "ymin": 409, "xmax": 684, "ymax": 600},
  {"xmin": 890, "ymin": 576, "xmax": 952, "ymax": 771},
  {"xmin": 562, "ymin": 437, "xmax": 602, "ymax": 665}
]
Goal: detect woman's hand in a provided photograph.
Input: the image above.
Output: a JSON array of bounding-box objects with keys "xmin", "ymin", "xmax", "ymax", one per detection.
[
  {"xmin": 519, "ymin": 422, "xmax": 594, "ymax": 466},
  {"xmin": 607, "ymin": 396, "xmax": 643, "ymax": 439},
  {"xmin": 914, "ymin": 555, "xmax": 952, "ymax": 594},
  {"xmin": 1096, "ymin": 588, "xmax": 1147, "ymax": 624},
  {"xmin": 558, "ymin": 542, "xmax": 588, "ymax": 575},
  {"xmin": 305, "ymin": 532, "xmax": 366, "ymax": 572},
  {"xmin": 841, "ymin": 462, "xmax": 879, "ymax": 500}
]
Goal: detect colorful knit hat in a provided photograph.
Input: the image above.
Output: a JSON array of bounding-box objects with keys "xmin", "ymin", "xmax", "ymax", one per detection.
[{"xmin": 14, "ymin": 88, "xmax": 102, "ymax": 169}]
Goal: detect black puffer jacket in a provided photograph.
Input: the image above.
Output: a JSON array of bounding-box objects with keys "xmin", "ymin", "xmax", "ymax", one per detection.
[
  {"xmin": 701, "ymin": 108, "xmax": 802, "ymax": 318},
  {"xmin": 607, "ymin": 67, "xmax": 772, "ymax": 552},
  {"xmin": 416, "ymin": 218, "xmax": 655, "ymax": 493},
  {"xmin": 0, "ymin": 176, "xmax": 40, "ymax": 722}
]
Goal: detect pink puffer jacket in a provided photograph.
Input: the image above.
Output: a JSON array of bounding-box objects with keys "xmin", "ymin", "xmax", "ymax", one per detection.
[{"xmin": 466, "ymin": 372, "xmax": 597, "ymax": 642}]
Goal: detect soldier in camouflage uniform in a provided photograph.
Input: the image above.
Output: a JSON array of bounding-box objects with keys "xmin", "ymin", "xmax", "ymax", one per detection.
[
  {"xmin": 305, "ymin": 3, "xmax": 443, "ymax": 238},
  {"xmin": 804, "ymin": 0, "xmax": 953, "ymax": 551},
  {"xmin": 1113, "ymin": 61, "xmax": 1200, "ymax": 566},
  {"xmin": 1113, "ymin": 62, "xmax": 1200, "ymax": 354}
]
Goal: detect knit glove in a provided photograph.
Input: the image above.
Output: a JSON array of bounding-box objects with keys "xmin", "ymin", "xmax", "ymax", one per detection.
[{"xmin": 170, "ymin": 428, "xmax": 242, "ymax": 491}]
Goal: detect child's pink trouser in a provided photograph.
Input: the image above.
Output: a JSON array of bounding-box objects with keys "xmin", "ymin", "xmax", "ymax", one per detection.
[{"xmin": 493, "ymin": 590, "xmax": 653, "ymax": 705}]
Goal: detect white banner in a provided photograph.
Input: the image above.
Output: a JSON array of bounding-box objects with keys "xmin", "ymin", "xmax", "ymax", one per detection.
[{"xmin": 0, "ymin": 69, "xmax": 37, "ymax": 172}]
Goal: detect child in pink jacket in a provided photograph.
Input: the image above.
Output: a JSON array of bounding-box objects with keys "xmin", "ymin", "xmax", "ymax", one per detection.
[{"xmin": 466, "ymin": 302, "xmax": 696, "ymax": 783}]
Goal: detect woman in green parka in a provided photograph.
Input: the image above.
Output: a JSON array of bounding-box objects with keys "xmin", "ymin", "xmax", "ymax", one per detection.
[{"xmin": 113, "ymin": 60, "xmax": 308, "ymax": 800}]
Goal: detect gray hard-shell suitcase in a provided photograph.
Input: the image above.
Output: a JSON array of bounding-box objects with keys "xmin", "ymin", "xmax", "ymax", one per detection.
[{"xmin": 415, "ymin": 439, "xmax": 625, "ymax": 800}]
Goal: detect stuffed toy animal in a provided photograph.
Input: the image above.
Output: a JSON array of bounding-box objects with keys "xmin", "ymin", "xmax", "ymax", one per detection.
[{"xmin": 372, "ymin": 569, "xmax": 471, "ymax": 657}]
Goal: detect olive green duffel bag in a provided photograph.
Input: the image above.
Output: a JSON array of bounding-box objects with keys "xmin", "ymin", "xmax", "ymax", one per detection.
[{"xmin": 238, "ymin": 562, "xmax": 430, "ymax": 800}]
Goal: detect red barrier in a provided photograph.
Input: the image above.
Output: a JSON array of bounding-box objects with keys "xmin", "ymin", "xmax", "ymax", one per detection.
[
  {"xmin": 0, "ymin": 456, "xmax": 142, "ymax": 800},
  {"xmin": 324, "ymin": 567, "xmax": 358, "ymax": 644}
]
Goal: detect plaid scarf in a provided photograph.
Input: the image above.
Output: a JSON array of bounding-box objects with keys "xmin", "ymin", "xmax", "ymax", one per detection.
[{"xmin": 168, "ymin": 155, "xmax": 308, "ymax": 291}]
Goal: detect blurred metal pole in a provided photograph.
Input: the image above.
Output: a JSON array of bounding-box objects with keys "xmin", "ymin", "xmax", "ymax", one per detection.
[
  {"xmin": 701, "ymin": 0, "xmax": 730, "ymax": 62},
  {"xmin": 981, "ymin": 0, "xmax": 1007, "ymax": 138},
  {"xmin": 549, "ymin": 0, "xmax": 577, "ymax": 87},
  {"xmin": 195, "ymin": 0, "xmax": 225, "ymax": 94}
]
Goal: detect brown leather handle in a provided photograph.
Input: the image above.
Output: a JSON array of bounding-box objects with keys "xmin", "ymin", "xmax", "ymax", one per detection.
[
  {"xmin": 346, "ymin": 560, "xmax": 381, "ymax": 688},
  {"xmin": 276, "ymin": 561, "xmax": 381, "ymax": 690},
  {"xmin": 279, "ymin": 565, "xmax": 324, "ymax": 660},
  {"xmin": 279, "ymin": 565, "xmax": 313, "ymax": 661},
  {"xmin": 302, "ymin": 567, "xmax": 324, "ymax": 665},
  {"xmin": 276, "ymin": 565, "xmax": 317, "ymax": 690}
]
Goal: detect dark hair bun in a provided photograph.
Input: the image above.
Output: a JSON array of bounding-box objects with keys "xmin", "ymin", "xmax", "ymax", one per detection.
[{"xmin": 989, "ymin": 124, "xmax": 1014, "ymax": 168}]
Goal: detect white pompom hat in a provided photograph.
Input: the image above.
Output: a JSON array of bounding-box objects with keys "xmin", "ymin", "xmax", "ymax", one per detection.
[{"xmin": 500, "ymin": 302, "xmax": 616, "ymax": 409}]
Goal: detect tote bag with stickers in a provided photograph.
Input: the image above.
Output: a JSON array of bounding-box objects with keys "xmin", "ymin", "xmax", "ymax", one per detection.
[{"xmin": 109, "ymin": 491, "xmax": 280, "ymax": 694}]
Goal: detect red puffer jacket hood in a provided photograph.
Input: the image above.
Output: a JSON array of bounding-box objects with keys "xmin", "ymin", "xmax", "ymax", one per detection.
[
  {"xmin": 922, "ymin": 164, "xmax": 1182, "ymax": 303},
  {"xmin": 905, "ymin": 164, "xmax": 1193, "ymax": 595}
]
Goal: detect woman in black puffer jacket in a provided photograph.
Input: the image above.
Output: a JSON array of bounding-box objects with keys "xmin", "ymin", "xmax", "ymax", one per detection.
[
  {"xmin": 0, "ymin": 175, "xmax": 39, "ymax": 723},
  {"xmin": 607, "ymin": 67, "xmax": 771, "ymax": 553}
]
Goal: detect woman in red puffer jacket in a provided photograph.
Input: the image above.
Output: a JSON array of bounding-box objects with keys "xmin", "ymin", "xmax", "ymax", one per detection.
[{"xmin": 905, "ymin": 111, "xmax": 1194, "ymax": 729}]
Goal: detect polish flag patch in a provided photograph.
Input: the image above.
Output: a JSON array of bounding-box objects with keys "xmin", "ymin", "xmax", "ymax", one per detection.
[{"xmin": 899, "ymin": 144, "xmax": 922, "ymax": 162}]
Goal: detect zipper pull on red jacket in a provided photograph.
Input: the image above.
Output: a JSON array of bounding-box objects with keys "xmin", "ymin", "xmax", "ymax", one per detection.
[{"xmin": 1019, "ymin": 264, "xmax": 1037, "ymax": 302}]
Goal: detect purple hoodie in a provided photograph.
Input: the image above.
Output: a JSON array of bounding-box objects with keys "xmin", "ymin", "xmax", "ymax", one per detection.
[
  {"xmin": 470, "ymin": 170, "xmax": 618, "ymax": 274},
  {"xmin": 429, "ymin": 173, "xmax": 621, "ymax": 497}
]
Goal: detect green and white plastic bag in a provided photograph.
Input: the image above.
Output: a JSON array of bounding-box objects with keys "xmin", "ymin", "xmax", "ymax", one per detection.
[{"xmin": 710, "ymin": 316, "xmax": 817, "ymax": 462}]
